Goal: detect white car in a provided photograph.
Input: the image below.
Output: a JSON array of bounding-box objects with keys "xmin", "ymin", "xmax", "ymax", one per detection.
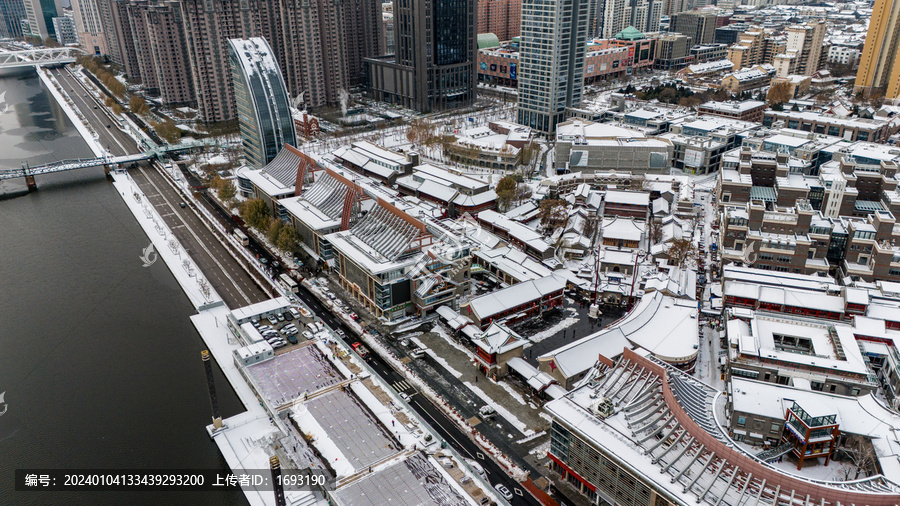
[
  {"xmin": 267, "ymin": 315, "xmax": 278, "ymax": 325},
  {"xmin": 315, "ymin": 322, "xmax": 325, "ymax": 332},
  {"xmin": 302, "ymin": 331, "xmax": 313, "ymax": 340},
  {"xmin": 494, "ymin": 483, "xmax": 513, "ymax": 501},
  {"xmin": 290, "ymin": 308, "xmax": 301, "ymax": 319}
]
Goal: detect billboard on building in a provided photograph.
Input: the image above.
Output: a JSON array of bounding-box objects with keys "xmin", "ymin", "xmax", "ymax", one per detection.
[{"xmin": 684, "ymin": 148, "xmax": 704, "ymax": 168}]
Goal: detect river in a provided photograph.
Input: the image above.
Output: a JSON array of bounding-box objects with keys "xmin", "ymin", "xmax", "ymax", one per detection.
[{"xmin": 0, "ymin": 72, "xmax": 246, "ymax": 505}]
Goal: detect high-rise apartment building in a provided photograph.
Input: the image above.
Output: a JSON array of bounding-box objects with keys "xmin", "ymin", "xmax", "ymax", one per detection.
[
  {"xmin": 855, "ymin": 0, "xmax": 900, "ymax": 99},
  {"xmin": 478, "ymin": 0, "xmax": 521, "ymax": 41},
  {"xmin": 366, "ymin": 0, "xmax": 477, "ymax": 113},
  {"xmin": 228, "ymin": 38, "xmax": 296, "ymax": 169},
  {"xmin": 179, "ymin": 0, "xmax": 261, "ymax": 124},
  {"xmin": 52, "ymin": 11, "xmax": 78, "ymax": 44},
  {"xmin": 593, "ymin": 0, "xmax": 626, "ymax": 38},
  {"xmin": 670, "ymin": 10, "xmax": 716, "ymax": 45},
  {"xmin": 727, "ymin": 26, "xmax": 782, "ymax": 70},
  {"xmin": 95, "ymin": 0, "xmax": 122, "ymax": 65},
  {"xmin": 0, "ymin": 0, "xmax": 28, "ymax": 38},
  {"xmin": 133, "ymin": 0, "xmax": 195, "ymax": 106},
  {"xmin": 23, "ymin": 0, "xmax": 63, "ymax": 39},
  {"xmin": 274, "ymin": 0, "xmax": 343, "ymax": 109},
  {"xmin": 344, "ymin": 0, "xmax": 387, "ymax": 87},
  {"xmin": 774, "ymin": 21, "xmax": 826, "ymax": 77},
  {"xmin": 70, "ymin": 0, "xmax": 106, "ymax": 55},
  {"xmin": 126, "ymin": 0, "xmax": 157, "ymax": 91},
  {"xmin": 517, "ymin": 0, "xmax": 589, "ymax": 133}
]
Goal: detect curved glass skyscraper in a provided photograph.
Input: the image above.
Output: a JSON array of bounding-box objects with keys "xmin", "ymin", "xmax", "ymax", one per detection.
[{"xmin": 228, "ymin": 37, "xmax": 297, "ymax": 169}]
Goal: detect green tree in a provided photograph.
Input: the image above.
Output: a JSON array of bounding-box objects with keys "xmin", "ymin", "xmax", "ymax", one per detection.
[
  {"xmin": 267, "ymin": 218, "xmax": 284, "ymax": 244},
  {"xmin": 240, "ymin": 198, "xmax": 270, "ymax": 231},
  {"xmin": 152, "ymin": 119, "xmax": 181, "ymax": 143},
  {"xmin": 496, "ymin": 175, "xmax": 517, "ymax": 211},
  {"xmin": 276, "ymin": 226, "xmax": 300, "ymax": 253},
  {"xmin": 217, "ymin": 179, "xmax": 236, "ymax": 202},
  {"xmin": 129, "ymin": 96, "xmax": 149, "ymax": 115}
]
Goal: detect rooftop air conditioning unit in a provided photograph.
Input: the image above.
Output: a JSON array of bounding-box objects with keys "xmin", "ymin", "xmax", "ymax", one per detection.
[{"xmin": 593, "ymin": 396, "xmax": 615, "ymax": 419}]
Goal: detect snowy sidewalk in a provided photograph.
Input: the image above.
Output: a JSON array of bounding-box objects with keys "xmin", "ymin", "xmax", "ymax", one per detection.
[{"xmin": 417, "ymin": 325, "xmax": 549, "ymax": 435}]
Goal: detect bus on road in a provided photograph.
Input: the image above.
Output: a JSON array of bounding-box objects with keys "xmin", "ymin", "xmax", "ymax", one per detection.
[
  {"xmin": 233, "ymin": 228, "xmax": 249, "ymax": 246},
  {"xmin": 280, "ymin": 273, "xmax": 299, "ymax": 293}
]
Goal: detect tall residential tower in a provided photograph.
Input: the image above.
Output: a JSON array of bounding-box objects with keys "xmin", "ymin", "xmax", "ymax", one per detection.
[
  {"xmin": 517, "ymin": 0, "xmax": 589, "ymax": 133},
  {"xmin": 854, "ymin": 0, "xmax": 900, "ymax": 99}
]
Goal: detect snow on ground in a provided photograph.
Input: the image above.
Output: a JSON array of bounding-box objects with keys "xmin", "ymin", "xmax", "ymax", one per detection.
[
  {"xmin": 464, "ymin": 381, "xmax": 534, "ymax": 437},
  {"xmin": 489, "ymin": 378, "xmax": 527, "ymax": 406},
  {"xmin": 354, "ymin": 328, "xmax": 527, "ymax": 480},
  {"xmin": 348, "ymin": 382, "xmax": 417, "ymax": 448},
  {"xmin": 528, "ymin": 440, "xmax": 550, "ymax": 456},
  {"xmin": 525, "ymin": 308, "xmax": 580, "ymax": 346},
  {"xmin": 314, "ymin": 339, "xmax": 355, "ymax": 379},
  {"xmin": 432, "ymin": 324, "xmax": 479, "ymax": 362},
  {"xmin": 111, "ymin": 172, "xmax": 219, "ymax": 309},
  {"xmin": 410, "ymin": 335, "xmax": 464, "ymax": 378},
  {"xmin": 538, "ymin": 412, "xmax": 552, "ymax": 423},
  {"xmin": 39, "ymin": 69, "xmax": 105, "ymax": 157},
  {"xmin": 516, "ymin": 431, "xmax": 545, "ymax": 445}
]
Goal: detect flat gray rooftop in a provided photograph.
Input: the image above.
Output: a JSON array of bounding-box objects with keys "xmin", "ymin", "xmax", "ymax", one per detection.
[
  {"xmin": 306, "ymin": 388, "xmax": 398, "ymax": 469},
  {"xmin": 334, "ymin": 453, "xmax": 469, "ymax": 506},
  {"xmin": 246, "ymin": 345, "xmax": 341, "ymax": 406}
]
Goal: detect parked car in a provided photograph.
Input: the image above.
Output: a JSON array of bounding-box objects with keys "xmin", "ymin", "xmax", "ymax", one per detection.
[
  {"xmin": 283, "ymin": 312, "xmax": 293, "ymax": 321},
  {"xmin": 267, "ymin": 315, "xmax": 278, "ymax": 325},
  {"xmin": 494, "ymin": 484, "xmax": 513, "ymax": 501},
  {"xmin": 290, "ymin": 308, "xmax": 301, "ymax": 319},
  {"xmin": 349, "ymin": 312, "xmax": 358, "ymax": 320},
  {"xmin": 287, "ymin": 334, "xmax": 298, "ymax": 344},
  {"xmin": 315, "ymin": 322, "xmax": 325, "ymax": 332},
  {"xmin": 302, "ymin": 331, "xmax": 313, "ymax": 340},
  {"xmin": 276, "ymin": 313, "xmax": 285, "ymax": 322},
  {"xmin": 307, "ymin": 323, "xmax": 318, "ymax": 333}
]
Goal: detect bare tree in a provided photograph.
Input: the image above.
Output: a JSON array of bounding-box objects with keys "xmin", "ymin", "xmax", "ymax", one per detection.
[
  {"xmin": 648, "ymin": 216, "xmax": 663, "ymax": 245},
  {"xmin": 666, "ymin": 238, "xmax": 696, "ymax": 268},
  {"xmin": 837, "ymin": 434, "xmax": 878, "ymax": 480}
]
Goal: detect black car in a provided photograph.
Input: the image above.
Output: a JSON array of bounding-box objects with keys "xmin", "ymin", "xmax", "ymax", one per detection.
[
  {"xmin": 287, "ymin": 334, "xmax": 298, "ymax": 345},
  {"xmin": 106, "ymin": 124, "xmax": 111, "ymax": 128},
  {"xmin": 284, "ymin": 312, "xmax": 293, "ymax": 321}
]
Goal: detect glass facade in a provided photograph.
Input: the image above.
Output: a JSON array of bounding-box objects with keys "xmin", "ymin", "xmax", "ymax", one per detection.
[
  {"xmin": 228, "ymin": 38, "xmax": 297, "ymax": 169},
  {"xmin": 433, "ymin": 0, "xmax": 466, "ymax": 65}
]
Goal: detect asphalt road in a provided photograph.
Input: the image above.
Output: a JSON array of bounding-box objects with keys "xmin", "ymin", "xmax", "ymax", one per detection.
[
  {"xmin": 50, "ymin": 64, "xmax": 546, "ymax": 504},
  {"xmin": 128, "ymin": 164, "xmax": 269, "ymax": 309},
  {"xmin": 48, "ymin": 67, "xmax": 139, "ymax": 157},
  {"xmin": 291, "ymin": 287, "xmax": 541, "ymax": 506}
]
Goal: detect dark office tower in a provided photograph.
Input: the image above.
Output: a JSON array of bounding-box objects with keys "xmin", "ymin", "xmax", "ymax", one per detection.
[
  {"xmin": 179, "ymin": 0, "xmax": 261, "ymax": 124},
  {"xmin": 517, "ymin": 0, "xmax": 589, "ymax": 133},
  {"xmin": 366, "ymin": 0, "xmax": 477, "ymax": 113},
  {"xmin": 23, "ymin": 0, "xmax": 62, "ymax": 39},
  {"xmin": 0, "ymin": 0, "xmax": 28, "ymax": 38},
  {"xmin": 670, "ymin": 10, "xmax": 716, "ymax": 45}
]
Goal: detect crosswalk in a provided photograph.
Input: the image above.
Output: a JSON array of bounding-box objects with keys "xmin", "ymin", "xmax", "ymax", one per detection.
[{"xmin": 392, "ymin": 380, "xmax": 412, "ymax": 392}]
